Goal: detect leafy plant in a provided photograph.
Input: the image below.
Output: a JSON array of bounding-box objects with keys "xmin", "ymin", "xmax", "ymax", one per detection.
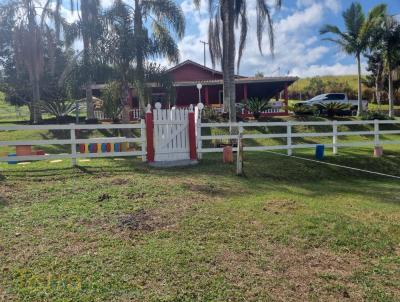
[
  {"xmin": 40, "ymin": 100, "xmax": 76, "ymax": 122},
  {"xmin": 101, "ymin": 81, "xmax": 123, "ymax": 123},
  {"xmin": 360, "ymin": 111, "xmax": 394, "ymax": 120},
  {"xmin": 317, "ymin": 102, "xmax": 350, "ymax": 118},
  {"xmin": 245, "ymin": 98, "xmax": 270, "ymax": 119}
]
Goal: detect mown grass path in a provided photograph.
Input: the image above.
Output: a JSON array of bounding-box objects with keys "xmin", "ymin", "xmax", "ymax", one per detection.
[{"xmin": 0, "ymin": 150, "xmax": 399, "ymax": 301}]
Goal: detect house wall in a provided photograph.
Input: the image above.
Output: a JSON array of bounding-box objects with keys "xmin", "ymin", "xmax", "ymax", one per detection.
[{"xmin": 169, "ymin": 64, "xmax": 223, "ymax": 82}]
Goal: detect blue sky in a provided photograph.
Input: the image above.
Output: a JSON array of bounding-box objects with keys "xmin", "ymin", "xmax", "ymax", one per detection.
[
  {"xmin": 174, "ymin": 0, "xmax": 400, "ymax": 77},
  {"xmin": 63, "ymin": 0, "xmax": 400, "ymax": 77}
]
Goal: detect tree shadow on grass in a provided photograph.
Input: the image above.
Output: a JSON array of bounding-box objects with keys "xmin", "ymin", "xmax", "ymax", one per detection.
[{"xmin": 1, "ymin": 152, "xmax": 399, "ymax": 206}]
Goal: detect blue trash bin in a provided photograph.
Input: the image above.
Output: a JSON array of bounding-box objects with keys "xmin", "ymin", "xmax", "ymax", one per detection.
[
  {"xmin": 8, "ymin": 153, "xmax": 17, "ymax": 164},
  {"xmin": 315, "ymin": 144, "xmax": 325, "ymax": 160}
]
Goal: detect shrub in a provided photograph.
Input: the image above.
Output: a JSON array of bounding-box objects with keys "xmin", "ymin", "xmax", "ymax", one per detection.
[
  {"xmin": 318, "ymin": 102, "xmax": 350, "ymax": 118},
  {"xmin": 40, "ymin": 100, "xmax": 77, "ymax": 123},
  {"xmin": 360, "ymin": 111, "xmax": 394, "ymax": 120},
  {"xmin": 101, "ymin": 81, "xmax": 124, "ymax": 123},
  {"xmin": 245, "ymin": 98, "xmax": 270, "ymax": 119}
]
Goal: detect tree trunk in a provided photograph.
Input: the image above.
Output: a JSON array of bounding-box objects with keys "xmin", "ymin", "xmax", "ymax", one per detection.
[
  {"xmin": 83, "ymin": 36, "xmax": 94, "ymax": 120},
  {"xmin": 32, "ymin": 78, "xmax": 42, "ymax": 124},
  {"xmin": 356, "ymin": 53, "xmax": 363, "ymax": 116},
  {"xmin": 221, "ymin": 0, "xmax": 236, "ymax": 129},
  {"xmin": 134, "ymin": 0, "xmax": 146, "ymax": 114},
  {"xmin": 121, "ymin": 80, "xmax": 130, "ymax": 124},
  {"xmin": 388, "ymin": 69, "xmax": 394, "ymax": 118}
]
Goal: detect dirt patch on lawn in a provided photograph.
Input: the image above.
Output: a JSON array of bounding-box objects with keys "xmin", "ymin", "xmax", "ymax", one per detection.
[
  {"xmin": 216, "ymin": 244, "xmax": 363, "ymax": 301},
  {"xmin": 117, "ymin": 209, "xmax": 172, "ymax": 233},
  {"xmin": 263, "ymin": 199, "xmax": 304, "ymax": 214}
]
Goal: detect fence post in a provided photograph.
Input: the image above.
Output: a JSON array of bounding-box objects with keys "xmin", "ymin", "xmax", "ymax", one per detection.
[
  {"xmin": 332, "ymin": 120, "xmax": 338, "ymax": 155},
  {"xmin": 374, "ymin": 119, "xmax": 380, "ymax": 147},
  {"xmin": 140, "ymin": 119, "xmax": 146, "ymax": 162},
  {"xmin": 188, "ymin": 111, "xmax": 197, "ymax": 161},
  {"xmin": 236, "ymin": 122, "xmax": 244, "ymax": 176},
  {"xmin": 70, "ymin": 124, "xmax": 77, "ymax": 166},
  {"xmin": 145, "ymin": 105, "xmax": 154, "ymax": 162},
  {"xmin": 287, "ymin": 121, "xmax": 292, "ymax": 156}
]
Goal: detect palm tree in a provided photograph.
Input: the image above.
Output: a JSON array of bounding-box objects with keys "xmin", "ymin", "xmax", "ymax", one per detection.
[
  {"xmin": 63, "ymin": 0, "xmax": 102, "ymax": 120},
  {"xmin": 132, "ymin": 0, "xmax": 185, "ymax": 111},
  {"xmin": 372, "ymin": 12, "xmax": 400, "ymax": 117},
  {"xmin": 196, "ymin": 0, "xmax": 282, "ymax": 125},
  {"xmin": 320, "ymin": 2, "xmax": 386, "ymax": 116},
  {"xmin": 103, "ymin": 0, "xmax": 136, "ymax": 123},
  {"xmin": 0, "ymin": 0, "xmax": 47, "ymax": 123}
]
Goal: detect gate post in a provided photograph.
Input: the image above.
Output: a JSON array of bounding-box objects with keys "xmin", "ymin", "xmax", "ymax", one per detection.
[
  {"xmin": 145, "ymin": 105, "xmax": 154, "ymax": 162},
  {"xmin": 188, "ymin": 111, "xmax": 197, "ymax": 160}
]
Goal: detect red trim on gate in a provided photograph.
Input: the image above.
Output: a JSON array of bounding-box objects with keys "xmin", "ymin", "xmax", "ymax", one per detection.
[
  {"xmin": 188, "ymin": 112, "xmax": 197, "ymax": 160},
  {"xmin": 145, "ymin": 112, "xmax": 155, "ymax": 162}
]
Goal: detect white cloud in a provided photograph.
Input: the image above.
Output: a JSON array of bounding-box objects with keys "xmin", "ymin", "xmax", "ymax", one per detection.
[
  {"xmin": 290, "ymin": 62, "xmax": 366, "ymax": 77},
  {"xmin": 171, "ymin": 0, "xmax": 355, "ymax": 78}
]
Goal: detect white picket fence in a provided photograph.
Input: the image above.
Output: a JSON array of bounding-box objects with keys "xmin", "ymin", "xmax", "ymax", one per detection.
[
  {"xmin": 196, "ymin": 119, "xmax": 400, "ymax": 157},
  {"xmin": 94, "ymin": 109, "xmax": 142, "ymax": 121},
  {"xmin": 0, "ymin": 122, "xmax": 146, "ymax": 165}
]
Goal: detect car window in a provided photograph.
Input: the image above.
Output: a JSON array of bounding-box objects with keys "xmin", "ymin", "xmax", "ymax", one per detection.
[
  {"xmin": 310, "ymin": 95, "xmax": 326, "ymax": 101},
  {"xmin": 326, "ymin": 94, "xmax": 346, "ymax": 100}
]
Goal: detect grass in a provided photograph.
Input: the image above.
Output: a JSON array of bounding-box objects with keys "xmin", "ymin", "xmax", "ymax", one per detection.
[
  {"xmin": 288, "ymin": 75, "xmax": 361, "ymax": 93},
  {"xmin": 0, "ymin": 103, "xmax": 399, "ymax": 301},
  {"xmin": 0, "ymin": 132, "xmax": 400, "ymax": 300},
  {"xmin": 0, "ymin": 92, "xmax": 30, "ymax": 123}
]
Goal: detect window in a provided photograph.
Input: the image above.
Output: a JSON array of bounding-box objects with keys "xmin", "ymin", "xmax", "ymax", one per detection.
[
  {"xmin": 218, "ymin": 90, "xmax": 223, "ymax": 105},
  {"xmin": 326, "ymin": 94, "xmax": 346, "ymax": 100}
]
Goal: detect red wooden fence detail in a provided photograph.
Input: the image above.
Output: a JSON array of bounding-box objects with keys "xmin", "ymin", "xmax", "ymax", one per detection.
[
  {"xmin": 188, "ymin": 112, "xmax": 197, "ymax": 160},
  {"xmin": 145, "ymin": 112, "xmax": 154, "ymax": 162}
]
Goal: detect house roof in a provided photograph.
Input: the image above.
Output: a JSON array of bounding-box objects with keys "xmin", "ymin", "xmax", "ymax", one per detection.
[
  {"xmin": 90, "ymin": 76, "xmax": 298, "ymax": 90},
  {"xmin": 172, "ymin": 76, "xmax": 299, "ymax": 87},
  {"xmin": 166, "ymin": 59, "xmax": 246, "ymax": 78}
]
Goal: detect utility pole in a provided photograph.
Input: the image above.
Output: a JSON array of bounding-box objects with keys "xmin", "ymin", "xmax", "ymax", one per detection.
[{"xmin": 200, "ymin": 40, "xmax": 208, "ymax": 66}]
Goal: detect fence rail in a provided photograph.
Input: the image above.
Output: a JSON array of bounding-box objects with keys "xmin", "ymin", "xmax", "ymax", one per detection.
[
  {"xmin": 0, "ymin": 122, "xmax": 146, "ymax": 164},
  {"xmin": 196, "ymin": 119, "xmax": 400, "ymax": 156}
]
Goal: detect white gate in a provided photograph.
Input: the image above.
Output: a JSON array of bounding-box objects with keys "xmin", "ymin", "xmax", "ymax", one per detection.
[{"xmin": 152, "ymin": 104, "xmax": 193, "ymax": 161}]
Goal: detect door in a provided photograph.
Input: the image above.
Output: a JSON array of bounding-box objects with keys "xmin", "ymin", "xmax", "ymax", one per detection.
[{"xmin": 153, "ymin": 107, "xmax": 191, "ymax": 161}]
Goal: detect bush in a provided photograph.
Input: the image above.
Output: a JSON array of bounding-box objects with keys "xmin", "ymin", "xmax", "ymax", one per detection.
[
  {"xmin": 360, "ymin": 111, "xmax": 394, "ymax": 120},
  {"xmin": 245, "ymin": 98, "xmax": 270, "ymax": 119},
  {"xmin": 40, "ymin": 100, "xmax": 77, "ymax": 122},
  {"xmin": 101, "ymin": 81, "xmax": 124, "ymax": 123}
]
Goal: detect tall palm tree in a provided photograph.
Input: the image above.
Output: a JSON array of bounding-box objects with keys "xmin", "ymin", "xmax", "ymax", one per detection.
[
  {"xmin": 103, "ymin": 0, "xmax": 136, "ymax": 123},
  {"xmin": 132, "ymin": 0, "xmax": 185, "ymax": 111},
  {"xmin": 372, "ymin": 12, "xmax": 400, "ymax": 117},
  {"xmin": 62, "ymin": 0, "xmax": 102, "ymax": 120},
  {"xmin": 320, "ymin": 2, "xmax": 386, "ymax": 116},
  {"xmin": 0, "ymin": 0, "xmax": 47, "ymax": 123},
  {"xmin": 196, "ymin": 0, "xmax": 282, "ymax": 124}
]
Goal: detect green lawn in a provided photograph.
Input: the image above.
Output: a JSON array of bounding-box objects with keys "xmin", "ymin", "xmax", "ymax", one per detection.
[
  {"xmin": 0, "ymin": 145, "xmax": 399, "ymax": 301},
  {"xmin": 0, "ymin": 107, "xmax": 400, "ymax": 301}
]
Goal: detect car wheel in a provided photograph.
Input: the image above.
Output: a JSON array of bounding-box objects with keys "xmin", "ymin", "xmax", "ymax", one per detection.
[
  {"xmin": 314, "ymin": 109, "xmax": 321, "ymax": 117},
  {"xmin": 351, "ymin": 109, "xmax": 357, "ymax": 116}
]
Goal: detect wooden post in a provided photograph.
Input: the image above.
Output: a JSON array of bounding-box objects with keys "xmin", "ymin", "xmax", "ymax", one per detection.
[
  {"xmin": 287, "ymin": 121, "xmax": 292, "ymax": 156},
  {"xmin": 188, "ymin": 111, "xmax": 197, "ymax": 160},
  {"xmin": 205, "ymin": 86, "xmax": 209, "ymax": 105},
  {"xmin": 374, "ymin": 119, "xmax": 380, "ymax": 147},
  {"xmin": 332, "ymin": 120, "xmax": 338, "ymax": 155},
  {"xmin": 140, "ymin": 119, "xmax": 146, "ymax": 162},
  {"xmin": 195, "ymin": 103, "xmax": 204, "ymax": 160},
  {"xmin": 70, "ymin": 124, "xmax": 77, "ymax": 166},
  {"xmin": 236, "ymin": 122, "xmax": 244, "ymax": 176},
  {"xmin": 145, "ymin": 107, "xmax": 154, "ymax": 162},
  {"xmin": 284, "ymin": 83, "xmax": 289, "ymax": 115}
]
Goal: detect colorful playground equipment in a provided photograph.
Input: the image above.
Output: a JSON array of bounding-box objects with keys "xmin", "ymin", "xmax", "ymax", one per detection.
[{"xmin": 78, "ymin": 142, "xmax": 129, "ymax": 154}]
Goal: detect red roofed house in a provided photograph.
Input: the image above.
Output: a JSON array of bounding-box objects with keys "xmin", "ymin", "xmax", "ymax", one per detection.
[{"xmin": 91, "ymin": 60, "xmax": 298, "ymax": 119}]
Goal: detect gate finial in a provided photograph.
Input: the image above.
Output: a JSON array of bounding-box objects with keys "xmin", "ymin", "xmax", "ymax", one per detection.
[{"xmin": 146, "ymin": 104, "xmax": 151, "ymax": 113}]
